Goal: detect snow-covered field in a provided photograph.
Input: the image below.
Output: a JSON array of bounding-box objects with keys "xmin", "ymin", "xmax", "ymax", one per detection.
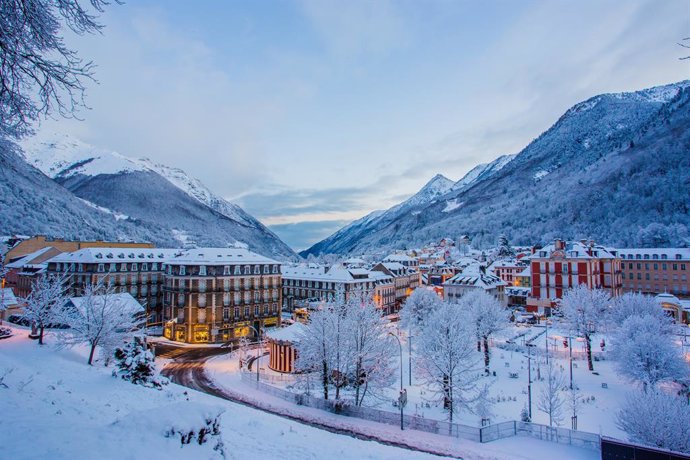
[{"xmin": 0, "ymin": 327, "xmax": 454, "ymax": 460}]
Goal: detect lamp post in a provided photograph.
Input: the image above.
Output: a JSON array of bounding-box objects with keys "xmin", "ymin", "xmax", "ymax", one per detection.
[
  {"xmin": 388, "ymin": 332, "xmax": 405, "ymax": 430},
  {"xmin": 524, "ymin": 343, "xmax": 535, "ymax": 420},
  {"xmin": 408, "ymin": 327, "xmax": 413, "ymax": 386},
  {"xmin": 246, "ymin": 325, "xmax": 263, "ymax": 382}
]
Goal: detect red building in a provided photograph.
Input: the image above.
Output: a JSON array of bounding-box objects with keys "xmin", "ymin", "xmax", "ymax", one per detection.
[{"xmin": 527, "ymin": 239, "xmax": 622, "ymax": 314}]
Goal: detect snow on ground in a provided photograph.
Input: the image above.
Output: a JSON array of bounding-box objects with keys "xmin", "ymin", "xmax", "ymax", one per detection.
[
  {"xmin": 443, "ymin": 199, "xmax": 463, "ymax": 213},
  {"xmin": 0, "ymin": 327, "xmax": 454, "ymax": 460},
  {"xmin": 78, "ymin": 198, "xmax": 130, "ymax": 221},
  {"xmin": 207, "ymin": 349, "xmax": 597, "ymax": 460}
]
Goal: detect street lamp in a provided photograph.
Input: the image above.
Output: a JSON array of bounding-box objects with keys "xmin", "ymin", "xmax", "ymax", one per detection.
[
  {"xmin": 388, "ymin": 331, "xmax": 406, "ymax": 430},
  {"xmin": 246, "ymin": 325, "xmax": 263, "ymax": 382},
  {"xmin": 408, "ymin": 327, "xmax": 413, "ymax": 386},
  {"xmin": 523, "ymin": 343, "xmax": 535, "ymax": 420}
]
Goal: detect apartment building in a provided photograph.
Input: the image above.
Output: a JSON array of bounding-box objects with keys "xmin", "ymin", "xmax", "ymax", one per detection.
[
  {"xmin": 443, "ymin": 264, "xmax": 506, "ymax": 305},
  {"xmin": 162, "ymin": 248, "xmax": 282, "ymax": 344},
  {"xmin": 527, "ymin": 239, "xmax": 622, "ymax": 314},
  {"xmin": 617, "ymin": 248, "xmax": 689, "ymax": 297},
  {"xmin": 46, "ymin": 248, "xmax": 179, "ymax": 324},
  {"xmin": 371, "ymin": 261, "xmax": 420, "ymax": 310}
]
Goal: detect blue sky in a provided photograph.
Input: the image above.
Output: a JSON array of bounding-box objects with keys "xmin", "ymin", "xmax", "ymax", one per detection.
[{"xmin": 39, "ymin": 0, "xmax": 690, "ymax": 250}]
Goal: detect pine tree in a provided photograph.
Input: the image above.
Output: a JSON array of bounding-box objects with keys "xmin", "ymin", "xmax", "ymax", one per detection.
[{"xmin": 114, "ymin": 336, "xmax": 168, "ymax": 389}]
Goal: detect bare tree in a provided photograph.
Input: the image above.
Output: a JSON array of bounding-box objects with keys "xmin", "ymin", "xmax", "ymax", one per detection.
[
  {"xmin": 0, "ymin": 0, "xmax": 117, "ymax": 138},
  {"xmin": 20, "ymin": 272, "xmax": 68, "ymax": 344},
  {"xmin": 417, "ymin": 302, "xmax": 483, "ymax": 423},
  {"xmin": 537, "ymin": 360, "xmax": 566, "ymax": 428},
  {"xmin": 55, "ymin": 280, "xmax": 143, "ymax": 365},
  {"xmin": 560, "ymin": 285, "xmax": 610, "ymax": 371}
]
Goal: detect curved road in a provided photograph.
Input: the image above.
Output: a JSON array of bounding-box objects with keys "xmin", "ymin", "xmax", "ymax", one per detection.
[{"xmin": 158, "ymin": 343, "xmax": 458, "ymax": 459}]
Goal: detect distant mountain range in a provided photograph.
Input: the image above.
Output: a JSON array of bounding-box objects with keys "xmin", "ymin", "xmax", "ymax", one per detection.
[
  {"xmin": 0, "ymin": 134, "xmax": 296, "ymax": 259},
  {"xmin": 302, "ymin": 80, "xmax": 690, "ymax": 256}
]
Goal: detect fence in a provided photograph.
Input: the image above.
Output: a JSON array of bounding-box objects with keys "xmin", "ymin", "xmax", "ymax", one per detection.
[{"xmin": 240, "ymin": 372, "xmax": 600, "ymax": 450}]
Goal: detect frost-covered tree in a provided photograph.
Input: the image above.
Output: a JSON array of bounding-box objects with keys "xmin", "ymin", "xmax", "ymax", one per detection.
[
  {"xmin": 617, "ymin": 390, "xmax": 690, "ymax": 454},
  {"xmin": 416, "ymin": 303, "xmax": 482, "ymax": 423},
  {"xmin": 461, "ymin": 290, "xmax": 509, "ymax": 375},
  {"xmin": 495, "ymin": 234, "xmax": 515, "ymax": 258},
  {"xmin": 114, "ymin": 336, "xmax": 168, "ymax": 389},
  {"xmin": 560, "ymin": 285, "xmax": 610, "ymax": 371},
  {"xmin": 55, "ymin": 280, "xmax": 143, "ymax": 365},
  {"xmin": 608, "ymin": 292, "xmax": 668, "ymax": 328},
  {"xmin": 0, "ymin": 0, "xmax": 116, "ymax": 138},
  {"xmin": 610, "ymin": 314, "xmax": 688, "ymax": 391},
  {"xmin": 20, "ymin": 272, "xmax": 68, "ymax": 344},
  {"xmin": 400, "ymin": 287, "xmax": 443, "ymax": 331},
  {"xmin": 296, "ymin": 306, "xmax": 334, "ymax": 399},
  {"xmin": 537, "ymin": 360, "xmax": 566, "ymax": 428},
  {"xmin": 346, "ymin": 298, "xmax": 395, "ymax": 406}
]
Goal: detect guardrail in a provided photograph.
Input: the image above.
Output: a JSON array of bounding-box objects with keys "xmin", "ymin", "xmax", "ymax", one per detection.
[{"xmin": 239, "ymin": 372, "xmax": 600, "ymax": 450}]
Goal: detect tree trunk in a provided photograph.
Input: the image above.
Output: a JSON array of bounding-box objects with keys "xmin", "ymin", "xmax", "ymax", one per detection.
[
  {"xmin": 483, "ymin": 335, "xmax": 490, "ymax": 375},
  {"xmin": 476, "ymin": 338, "xmax": 481, "ymax": 352},
  {"xmin": 585, "ymin": 334, "xmax": 593, "ymax": 371},
  {"xmin": 322, "ymin": 360, "xmax": 328, "ymax": 400},
  {"xmin": 355, "ymin": 358, "xmax": 362, "ymax": 406},
  {"xmin": 39, "ymin": 325, "xmax": 45, "ymax": 345},
  {"xmin": 88, "ymin": 343, "xmax": 97, "ymax": 366}
]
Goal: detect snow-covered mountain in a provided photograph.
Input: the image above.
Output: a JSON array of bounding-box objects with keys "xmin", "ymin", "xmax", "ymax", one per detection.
[
  {"xmin": 6, "ymin": 134, "xmax": 296, "ymax": 259},
  {"xmin": 303, "ymin": 80, "xmax": 690, "ymax": 256},
  {"xmin": 303, "ymin": 174, "xmax": 454, "ymax": 257},
  {"xmin": 451, "ymin": 154, "xmax": 515, "ymax": 193}
]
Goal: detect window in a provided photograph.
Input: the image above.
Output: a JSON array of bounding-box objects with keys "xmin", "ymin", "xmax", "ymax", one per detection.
[
  {"xmin": 198, "ymin": 279, "xmax": 206, "ymax": 293},
  {"xmin": 637, "ymin": 263, "xmax": 641, "ymax": 270},
  {"xmin": 223, "ymin": 308, "xmax": 229, "ymax": 321},
  {"xmin": 223, "ymin": 293, "xmax": 230, "ymax": 306},
  {"xmin": 180, "ymin": 266, "xmax": 186, "ymax": 276},
  {"xmin": 142, "ymin": 263, "xmax": 148, "ymax": 271},
  {"xmin": 244, "ymin": 265, "xmax": 251, "ymax": 275},
  {"xmin": 663, "ymin": 263, "xmax": 667, "ymax": 270},
  {"xmin": 264, "ymin": 305, "xmax": 269, "ymax": 315},
  {"xmin": 263, "ymin": 265, "xmax": 269, "ymax": 274},
  {"xmin": 223, "ymin": 266, "xmax": 230, "ymax": 275},
  {"xmin": 234, "ymin": 307, "xmax": 239, "ymax": 318},
  {"xmin": 272, "ymin": 265, "xmax": 279, "ymax": 274},
  {"xmin": 131, "ymin": 263, "xmax": 138, "ymax": 272},
  {"xmin": 635, "ymin": 254, "xmax": 641, "ymax": 260},
  {"xmin": 97, "ymin": 264, "xmax": 105, "ymax": 272},
  {"xmin": 645, "ymin": 273, "xmax": 650, "ymax": 280},
  {"xmin": 198, "ymin": 309, "xmax": 206, "ymax": 324},
  {"xmin": 645, "ymin": 263, "xmax": 650, "ymax": 270},
  {"xmin": 628, "ymin": 273, "xmax": 633, "ymax": 280},
  {"xmin": 234, "ymin": 265, "xmax": 241, "ymax": 275},
  {"xmin": 682, "ymin": 264, "xmax": 687, "ymax": 271},
  {"xmin": 152, "ymin": 263, "xmax": 158, "ymax": 271},
  {"xmin": 637, "ymin": 273, "xmax": 642, "ymax": 280},
  {"xmin": 199, "ymin": 265, "xmax": 207, "ymax": 276},
  {"xmin": 661, "ymin": 254, "xmax": 668, "ymax": 260},
  {"xmin": 654, "ymin": 263, "xmax": 658, "ymax": 270},
  {"xmin": 652, "ymin": 254, "xmax": 659, "ymax": 260},
  {"xmin": 673, "ymin": 264, "xmax": 678, "ymax": 270},
  {"xmin": 120, "ymin": 263, "xmax": 127, "ymax": 272},
  {"xmin": 254, "ymin": 306, "xmax": 259, "ymax": 316},
  {"xmin": 78, "ymin": 264, "xmax": 83, "ymax": 272},
  {"xmin": 198, "ymin": 294, "xmax": 206, "ymax": 308},
  {"xmin": 253, "ymin": 265, "xmax": 260, "ymax": 275},
  {"xmin": 643, "ymin": 254, "xmax": 649, "ymax": 260},
  {"xmin": 244, "ymin": 307, "xmax": 249, "ymax": 317},
  {"xmin": 676, "ymin": 254, "xmax": 682, "ymax": 260}
]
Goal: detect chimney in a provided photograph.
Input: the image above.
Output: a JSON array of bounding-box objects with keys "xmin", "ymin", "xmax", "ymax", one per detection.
[{"xmin": 554, "ymin": 239, "xmax": 565, "ymax": 250}]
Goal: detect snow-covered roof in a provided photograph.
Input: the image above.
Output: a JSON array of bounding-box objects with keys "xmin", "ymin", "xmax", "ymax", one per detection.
[
  {"xmin": 68, "ymin": 292, "xmax": 143, "ymax": 316},
  {"xmin": 265, "ymin": 322, "xmax": 306, "ymax": 343},
  {"xmin": 443, "ymin": 265, "xmax": 505, "ymax": 290},
  {"xmin": 517, "ymin": 266, "xmax": 531, "ymax": 277},
  {"xmin": 166, "ymin": 247, "xmax": 280, "ymax": 266},
  {"xmin": 49, "ymin": 248, "xmax": 179, "ymax": 264},
  {"xmin": 6, "ymin": 247, "xmax": 56, "ymax": 268},
  {"xmin": 617, "ymin": 248, "xmax": 690, "ymax": 261},
  {"xmin": 488, "ymin": 258, "xmax": 524, "ymax": 270},
  {"xmin": 0, "ymin": 288, "xmax": 18, "ymax": 308},
  {"xmin": 282, "ymin": 266, "xmax": 383, "ymax": 284},
  {"xmin": 383, "ymin": 253, "xmax": 415, "ymax": 263},
  {"xmin": 532, "ymin": 241, "xmax": 618, "ymax": 260}
]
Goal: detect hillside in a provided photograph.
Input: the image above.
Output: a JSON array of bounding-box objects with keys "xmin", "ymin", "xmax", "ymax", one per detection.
[
  {"xmin": 304, "ymin": 81, "xmax": 690, "ymax": 255},
  {"xmin": 1, "ymin": 134, "xmax": 296, "ymax": 259}
]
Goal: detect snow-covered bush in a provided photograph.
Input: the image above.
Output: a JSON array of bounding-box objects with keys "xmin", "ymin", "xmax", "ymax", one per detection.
[
  {"xmin": 617, "ymin": 390, "xmax": 690, "ymax": 454},
  {"xmin": 0, "ymin": 326, "xmax": 12, "ymax": 339},
  {"xmin": 114, "ymin": 337, "xmax": 168, "ymax": 389}
]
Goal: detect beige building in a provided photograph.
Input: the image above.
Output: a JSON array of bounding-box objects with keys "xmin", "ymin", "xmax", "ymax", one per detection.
[
  {"xmin": 5, "ymin": 236, "xmax": 153, "ymax": 265},
  {"xmin": 618, "ymin": 248, "xmax": 689, "ymax": 298},
  {"xmin": 163, "ymin": 248, "xmax": 282, "ymax": 344}
]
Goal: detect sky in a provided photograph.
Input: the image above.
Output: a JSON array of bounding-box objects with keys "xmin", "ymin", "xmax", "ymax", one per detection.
[{"xmin": 36, "ymin": 0, "xmax": 690, "ymax": 251}]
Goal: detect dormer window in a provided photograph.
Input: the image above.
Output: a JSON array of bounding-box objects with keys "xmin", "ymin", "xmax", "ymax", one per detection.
[
  {"xmin": 253, "ymin": 265, "xmax": 260, "ymax": 275},
  {"xmin": 109, "ymin": 263, "xmax": 116, "ymax": 272},
  {"xmin": 131, "ymin": 263, "xmax": 138, "ymax": 272},
  {"xmin": 199, "ymin": 265, "xmax": 207, "ymax": 276},
  {"xmin": 234, "ymin": 265, "xmax": 241, "ymax": 275},
  {"xmin": 676, "ymin": 254, "xmax": 682, "ymax": 260},
  {"xmin": 120, "ymin": 263, "xmax": 127, "ymax": 272},
  {"xmin": 97, "ymin": 264, "xmax": 105, "ymax": 273},
  {"xmin": 244, "ymin": 265, "xmax": 251, "ymax": 275},
  {"xmin": 272, "ymin": 265, "xmax": 279, "ymax": 274},
  {"xmin": 179, "ymin": 266, "xmax": 186, "ymax": 276},
  {"xmin": 661, "ymin": 254, "xmax": 668, "ymax": 260},
  {"xmin": 152, "ymin": 263, "xmax": 158, "ymax": 271},
  {"xmin": 223, "ymin": 266, "xmax": 231, "ymax": 275},
  {"xmin": 142, "ymin": 263, "xmax": 148, "ymax": 271},
  {"xmin": 263, "ymin": 265, "xmax": 269, "ymax": 274}
]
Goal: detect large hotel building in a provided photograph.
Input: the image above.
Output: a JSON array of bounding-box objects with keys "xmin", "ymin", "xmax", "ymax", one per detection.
[{"xmin": 617, "ymin": 248, "xmax": 689, "ymax": 297}]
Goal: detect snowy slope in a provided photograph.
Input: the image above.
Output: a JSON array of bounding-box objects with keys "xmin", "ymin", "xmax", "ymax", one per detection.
[
  {"xmin": 0, "ymin": 328, "xmax": 455, "ymax": 460},
  {"xmin": 17, "ymin": 133, "xmax": 296, "ymax": 259},
  {"xmin": 451, "ymin": 154, "xmax": 515, "ymax": 193},
  {"xmin": 302, "ymin": 174, "xmax": 454, "ymax": 257},
  {"xmin": 304, "ymin": 80, "xmax": 690, "ymax": 255}
]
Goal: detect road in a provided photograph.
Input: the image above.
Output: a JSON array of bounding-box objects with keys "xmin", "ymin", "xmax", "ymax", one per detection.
[{"xmin": 157, "ymin": 343, "xmax": 458, "ymax": 459}]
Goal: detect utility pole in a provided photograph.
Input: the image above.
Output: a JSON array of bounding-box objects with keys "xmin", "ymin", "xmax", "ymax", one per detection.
[
  {"xmin": 569, "ymin": 336, "xmax": 573, "ymax": 390},
  {"xmin": 526, "ymin": 344, "xmax": 534, "ymax": 420},
  {"xmin": 408, "ymin": 327, "xmax": 413, "ymax": 386},
  {"xmin": 389, "ymin": 332, "xmax": 405, "ymax": 430},
  {"xmin": 545, "ymin": 315, "xmax": 549, "ymax": 365}
]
